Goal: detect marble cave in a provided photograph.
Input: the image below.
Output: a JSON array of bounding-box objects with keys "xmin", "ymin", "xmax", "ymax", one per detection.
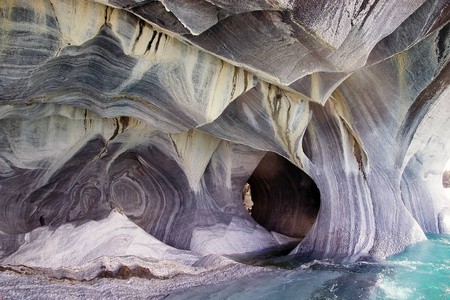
[{"xmin": 0, "ymin": 0, "xmax": 449, "ymax": 297}]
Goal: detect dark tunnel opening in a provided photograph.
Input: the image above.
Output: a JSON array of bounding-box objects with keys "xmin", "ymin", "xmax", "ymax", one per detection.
[{"xmin": 243, "ymin": 152, "xmax": 321, "ymax": 240}]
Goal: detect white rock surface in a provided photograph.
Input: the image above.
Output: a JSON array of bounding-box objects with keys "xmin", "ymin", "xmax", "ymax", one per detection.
[{"xmin": 0, "ymin": 2, "xmax": 449, "ymax": 294}]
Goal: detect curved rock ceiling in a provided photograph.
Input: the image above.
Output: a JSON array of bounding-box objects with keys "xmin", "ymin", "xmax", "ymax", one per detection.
[{"xmin": 0, "ymin": 0, "xmax": 450, "ymax": 283}]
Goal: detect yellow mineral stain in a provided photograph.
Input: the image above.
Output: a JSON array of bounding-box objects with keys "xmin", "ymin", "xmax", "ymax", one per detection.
[
  {"xmin": 170, "ymin": 129, "xmax": 221, "ymax": 192},
  {"xmin": 206, "ymin": 64, "xmax": 256, "ymax": 124},
  {"xmin": 310, "ymin": 72, "xmax": 321, "ymax": 103},
  {"xmin": 49, "ymin": 0, "xmax": 105, "ymax": 46},
  {"xmin": 395, "ymin": 51, "xmax": 411, "ymax": 106},
  {"xmin": 329, "ymin": 89, "xmax": 353, "ymax": 124},
  {"xmin": 328, "ymin": 93, "xmax": 369, "ymax": 173},
  {"xmin": 263, "ymin": 82, "xmax": 309, "ymax": 168},
  {"xmin": 109, "ymin": 9, "xmax": 140, "ymax": 55}
]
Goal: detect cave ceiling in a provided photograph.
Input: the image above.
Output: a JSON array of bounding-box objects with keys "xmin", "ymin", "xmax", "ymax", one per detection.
[{"xmin": 0, "ymin": 0, "xmax": 449, "ymax": 282}]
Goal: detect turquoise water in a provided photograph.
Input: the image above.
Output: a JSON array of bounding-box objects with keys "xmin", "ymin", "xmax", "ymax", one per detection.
[
  {"xmin": 168, "ymin": 234, "xmax": 450, "ymax": 299},
  {"xmin": 373, "ymin": 234, "xmax": 450, "ymax": 299}
]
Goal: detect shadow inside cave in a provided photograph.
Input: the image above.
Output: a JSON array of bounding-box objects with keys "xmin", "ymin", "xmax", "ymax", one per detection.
[
  {"xmin": 236, "ymin": 152, "xmax": 321, "ymax": 263},
  {"xmin": 247, "ymin": 152, "xmax": 321, "ymax": 239}
]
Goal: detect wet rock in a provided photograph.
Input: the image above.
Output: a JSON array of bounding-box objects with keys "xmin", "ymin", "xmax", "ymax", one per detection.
[{"xmin": 0, "ymin": 0, "xmax": 449, "ymax": 286}]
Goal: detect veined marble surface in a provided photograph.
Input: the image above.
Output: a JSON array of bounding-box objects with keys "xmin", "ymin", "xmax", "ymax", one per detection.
[{"xmin": 0, "ymin": 0, "xmax": 449, "ymax": 296}]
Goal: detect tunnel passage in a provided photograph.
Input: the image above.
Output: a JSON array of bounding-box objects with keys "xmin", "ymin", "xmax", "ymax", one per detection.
[{"xmin": 246, "ymin": 152, "xmax": 320, "ymax": 239}]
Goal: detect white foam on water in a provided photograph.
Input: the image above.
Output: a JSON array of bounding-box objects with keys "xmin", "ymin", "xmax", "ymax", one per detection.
[{"xmin": 376, "ymin": 280, "xmax": 414, "ymax": 300}]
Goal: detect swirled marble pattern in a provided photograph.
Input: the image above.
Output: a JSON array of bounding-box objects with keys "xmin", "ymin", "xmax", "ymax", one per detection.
[{"xmin": 0, "ymin": 0, "xmax": 449, "ymax": 289}]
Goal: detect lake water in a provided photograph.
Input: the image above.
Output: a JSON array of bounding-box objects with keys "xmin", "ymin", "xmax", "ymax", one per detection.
[{"xmin": 168, "ymin": 234, "xmax": 450, "ymax": 299}]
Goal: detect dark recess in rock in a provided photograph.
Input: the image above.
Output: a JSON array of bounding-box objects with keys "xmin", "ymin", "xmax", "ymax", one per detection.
[{"xmin": 249, "ymin": 152, "xmax": 320, "ymax": 239}]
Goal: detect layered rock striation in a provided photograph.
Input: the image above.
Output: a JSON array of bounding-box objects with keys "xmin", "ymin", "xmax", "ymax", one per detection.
[{"xmin": 0, "ymin": 0, "xmax": 449, "ymax": 284}]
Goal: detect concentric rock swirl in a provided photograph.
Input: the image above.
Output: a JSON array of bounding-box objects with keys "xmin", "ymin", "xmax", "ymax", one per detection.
[{"xmin": 0, "ymin": 0, "xmax": 449, "ymax": 269}]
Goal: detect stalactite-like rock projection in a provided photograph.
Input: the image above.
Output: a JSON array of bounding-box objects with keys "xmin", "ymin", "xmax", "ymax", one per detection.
[{"xmin": 0, "ymin": 0, "xmax": 449, "ymax": 292}]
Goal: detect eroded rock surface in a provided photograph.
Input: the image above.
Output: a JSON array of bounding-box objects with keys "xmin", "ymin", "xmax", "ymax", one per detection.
[{"xmin": 0, "ymin": 0, "xmax": 449, "ymax": 293}]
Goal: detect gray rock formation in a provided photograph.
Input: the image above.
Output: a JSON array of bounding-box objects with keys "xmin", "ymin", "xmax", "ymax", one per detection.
[{"xmin": 0, "ymin": 0, "xmax": 449, "ymax": 290}]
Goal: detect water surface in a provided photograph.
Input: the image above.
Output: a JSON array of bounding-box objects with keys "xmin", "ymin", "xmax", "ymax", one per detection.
[{"xmin": 168, "ymin": 234, "xmax": 450, "ymax": 299}]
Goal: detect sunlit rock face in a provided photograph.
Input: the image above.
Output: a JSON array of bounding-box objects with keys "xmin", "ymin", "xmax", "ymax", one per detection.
[{"xmin": 0, "ymin": 0, "xmax": 449, "ymax": 282}]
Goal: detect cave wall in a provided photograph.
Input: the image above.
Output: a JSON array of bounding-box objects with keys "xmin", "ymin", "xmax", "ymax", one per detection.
[{"xmin": 0, "ymin": 0, "xmax": 449, "ymax": 266}]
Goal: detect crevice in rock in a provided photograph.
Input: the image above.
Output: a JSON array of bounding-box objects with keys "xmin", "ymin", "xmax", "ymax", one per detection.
[{"xmin": 245, "ymin": 152, "xmax": 320, "ymax": 240}]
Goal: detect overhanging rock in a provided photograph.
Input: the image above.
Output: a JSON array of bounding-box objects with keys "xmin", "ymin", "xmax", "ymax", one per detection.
[{"xmin": 0, "ymin": 0, "xmax": 449, "ymax": 274}]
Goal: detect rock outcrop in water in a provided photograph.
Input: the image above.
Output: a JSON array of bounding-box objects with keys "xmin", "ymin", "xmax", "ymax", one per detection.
[{"xmin": 0, "ymin": 0, "xmax": 449, "ymax": 285}]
